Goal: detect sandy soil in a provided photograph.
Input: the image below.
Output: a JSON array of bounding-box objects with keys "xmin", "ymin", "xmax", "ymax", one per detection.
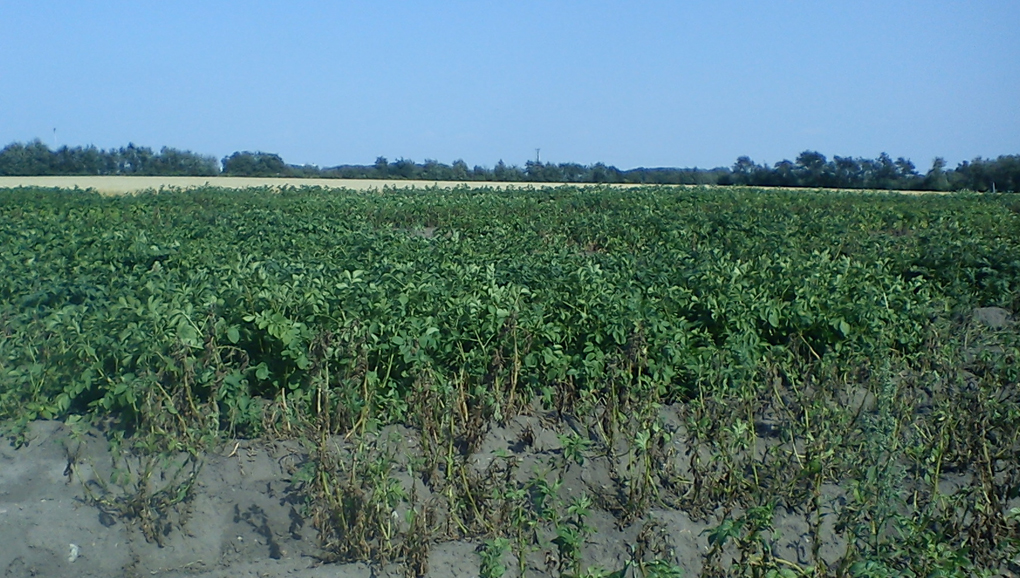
[
  {"xmin": 1, "ymin": 407, "xmax": 845, "ymax": 578},
  {"xmin": 1, "ymin": 421, "xmax": 358, "ymax": 578}
]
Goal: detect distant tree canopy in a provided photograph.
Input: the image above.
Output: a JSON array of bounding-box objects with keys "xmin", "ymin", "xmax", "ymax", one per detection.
[
  {"xmin": 1, "ymin": 140, "xmax": 1017, "ymax": 192},
  {"xmin": 0, "ymin": 140, "xmax": 218, "ymax": 176},
  {"xmin": 221, "ymin": 151, "xmax": 289, "ymax": 177},
  {"xmin": 724, "ymin": 151, "xmax": 1020, "ymax": 192}
]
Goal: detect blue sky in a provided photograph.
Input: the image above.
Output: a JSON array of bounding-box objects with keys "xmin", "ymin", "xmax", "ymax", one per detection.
[{"xmin": 1, "ymin": 1, "xmax": 1017, "ymax": 170}]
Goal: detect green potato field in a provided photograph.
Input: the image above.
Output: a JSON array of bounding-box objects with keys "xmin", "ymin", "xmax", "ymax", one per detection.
[{"xmin": 1, "ymin": 185, "xmax": 1018, "ymax": 577}]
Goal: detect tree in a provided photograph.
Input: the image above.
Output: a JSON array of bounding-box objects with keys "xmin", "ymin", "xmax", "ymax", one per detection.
[
  {"xmin": 923, "ymin": 157, "xmax": 950, "ymax": 191},
  {"xmin": 559, "ymin": 162, "xmax": 587, "ymax": 183},
  {"xmin": 832, "ymin": 156, "xmax": 861, "ymax": 188},
  {"xmin": 772, "ymin": 160, "xmax": 797, "ymax": 187},
  {"xmin": 392, "ymin": 158, "xmax": 419, "ymax": 179},
  {"xmin": 795, "ymin": 151, "xmax": 831, "ymax": 187},
  {"xmin": 590, "ymin": 162, "xmax": 621, "ymax": 183},
  {"xmin": 731, "ymin": 156, "xmax": 757, "ymax": 185},
  {"xmin": 493, "ymin": 160, "xmax": 509, "ymax": 181},
  {"xmin": 987, "ymin": 155, "xmax": 1020, "ymax": 192},
  {"xmin": 493, "ymin": 160, "xmax": 524, "ymax": 182},
  {"xmin": 373, "ymin": 156, "xmax": 389, "ymax": 178},
  {"xmin": 0, "ymin": 140, "xmax": 55, "ymax": 175},
  {"xmin": 895, "ymin": 157, "xmax": 917, "ymax": 180},
  {"xmin": 222, "ymin": 151, "xmax": 289, "ymax": 177},
  {"xmin": 117, "ymin": 143, "xmax": 155, "ymax": 174},
  {"xmin": 451, "ymin": 159, "xmax": 469, "ymax": 181},
  {"xmin": 866, "ymin": 153, "xmax": 899, "ymax": 189},
  {"xmin": 154, "ymin": 147, "xmax": 219, "ymax": 176},
  {"xmin": 420, "ymin": 159, "xmax": 448, "ymax": 181}
]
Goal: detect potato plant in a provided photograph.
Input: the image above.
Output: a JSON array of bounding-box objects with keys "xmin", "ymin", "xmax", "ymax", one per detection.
[{"xmin": 1, "ymin": 185, "xmax": 1018, "ymax": 576}]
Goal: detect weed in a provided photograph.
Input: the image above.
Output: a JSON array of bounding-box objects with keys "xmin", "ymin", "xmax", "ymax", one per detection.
[
  {"xmin": 559, "ymin": 431, "xmax": 593, "ymax": 466},
  {"xmin": 479, "ymin": 538, "xmax": 511, "ymax": 578}
]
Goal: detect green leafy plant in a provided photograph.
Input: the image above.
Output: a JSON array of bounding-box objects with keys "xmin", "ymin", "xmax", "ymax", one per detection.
[
  {"xmin": 479, "ymin": 538, "xmax": 511, "ymax": 578},
  {"xmin": 559, "ymin": 431, "xmax": 592, "ymax": 466}
]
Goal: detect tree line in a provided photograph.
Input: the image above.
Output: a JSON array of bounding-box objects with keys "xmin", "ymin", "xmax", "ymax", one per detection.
[
  {"xmin": 2, "ymin": 139, "xmax": 1017, "ymax": 192},
  {"xmin": 724, "ymin": 151, "xmax": 1019, "ymax": 193},
  {"xmin": 0, "ymin": 140, "xmax": 219, "ymax": 177}
]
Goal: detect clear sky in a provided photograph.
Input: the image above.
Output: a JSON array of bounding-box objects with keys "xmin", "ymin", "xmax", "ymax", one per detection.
[{"xmin": 1, "ymin": 1, "xmax": 1017, "ymax": 170}]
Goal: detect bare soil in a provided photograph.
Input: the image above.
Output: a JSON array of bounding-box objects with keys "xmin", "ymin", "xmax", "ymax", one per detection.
[{"xmin": 1, "ymin": 408, "xmax": 844, "ymax": 578}]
